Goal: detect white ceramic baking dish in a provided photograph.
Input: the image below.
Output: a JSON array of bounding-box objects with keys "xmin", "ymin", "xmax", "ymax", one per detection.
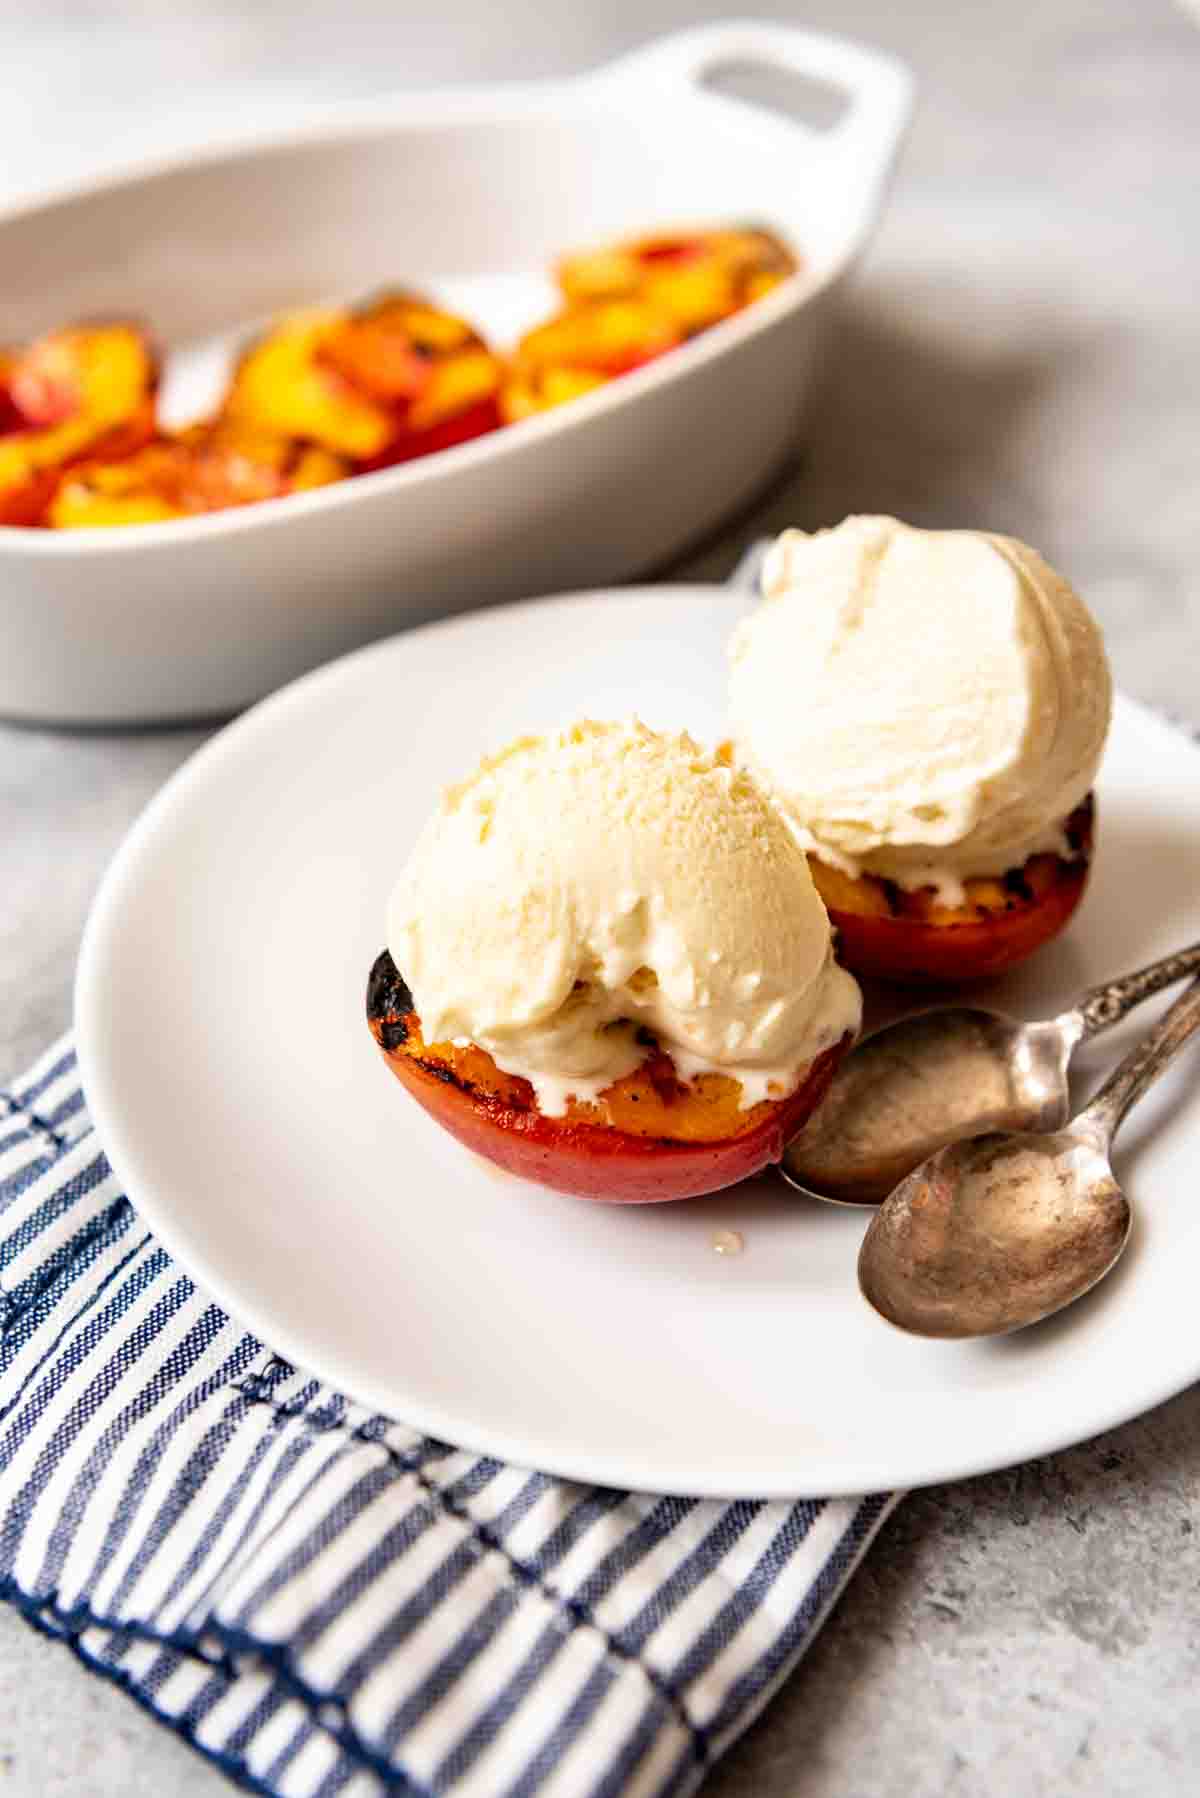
[{"xmin": 0, "ymin": 22, "xmax": 912, "ymax": 722}]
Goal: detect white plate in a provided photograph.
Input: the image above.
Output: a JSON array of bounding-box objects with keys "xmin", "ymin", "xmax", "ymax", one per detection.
[
  {"xmin": 76, "ymin": 586, "xmax": 1200, "ymax": 1498},
  {"xmin": 0, "ymin": 23, "xmax": 911, "ymax": 722}
]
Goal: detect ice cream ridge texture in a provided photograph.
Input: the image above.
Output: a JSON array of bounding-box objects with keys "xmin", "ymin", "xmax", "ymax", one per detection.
[{"xmin": 370, "ymin": 721, "xmax": 861, "ymax": 1201}]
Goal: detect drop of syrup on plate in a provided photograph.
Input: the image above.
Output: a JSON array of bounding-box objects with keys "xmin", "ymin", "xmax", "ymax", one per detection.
[{"xmin": 710, "ymin": 1228, "xmax": 745, "ymax": 1258}]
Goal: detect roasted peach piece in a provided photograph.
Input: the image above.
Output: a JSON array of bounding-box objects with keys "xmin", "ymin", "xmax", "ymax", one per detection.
[
  {"xmin": 808, "ymin": 800, "xmax": 1095, "ymax": 985},
  {"xmin": 558, "ymin": 228, "xmax": 798, "ymax": 334},
  {"xmin": 0, "ymin": 323, "xmax": 157, "ymax": 525},
  {"xmin": 222, "ymin": 311, "xmax": 390, "ymax": 459},
  {"xmin": 50, "ymin": 452, "xmax": 180, "ymax": 528},
  {"xmin": 515, "ymin": 298, "xmax": 683, "ymax": 379},
  {"xmin": 366, "ymin": 950, "xmax": 851, "ymax": 1203},
  {"xmin": 49, "ymin": 419, "xmax": 348, "ymax": 527},
  {"xmin": 501, "ymin": 228, "xmax": 797, "ymax": 422},
  {"xmin": 499, "ymin": 363, "xmax": 611, "ymax": 424},
  {"xmin": 222, "ymin": 293, "xmax": 502, "ymax": 469},
  {"xmin": 499, "ymin": 299, "xmax": 683, "ymax": 422}
]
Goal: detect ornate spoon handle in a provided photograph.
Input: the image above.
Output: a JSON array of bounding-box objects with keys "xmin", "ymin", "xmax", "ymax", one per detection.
[
  {"xmin": 1080, "ymin": 976, "xmax": 1200, "ymax": 1144},
  {"xmin": 1073, "ymin": 941, "xmax": 1200, "ymax": 1038}
]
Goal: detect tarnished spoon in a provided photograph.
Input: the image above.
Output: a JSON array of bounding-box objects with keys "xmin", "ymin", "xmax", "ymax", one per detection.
[
  {"xmin": 781, "ymin": 941, "xmax": 1200, "ymax": 1206},
  {"xmin": 857, "ymin": 975, "xmax": 1200, "ymax": 1338}
]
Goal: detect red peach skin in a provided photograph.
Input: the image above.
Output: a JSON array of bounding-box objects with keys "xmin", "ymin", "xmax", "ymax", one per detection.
[{"xmin": 379, "ymin": 1033, "xmax": 849, "ymax": 1202}]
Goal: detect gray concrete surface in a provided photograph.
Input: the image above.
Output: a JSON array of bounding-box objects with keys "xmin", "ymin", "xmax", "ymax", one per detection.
[{"xmin": 2, "ymin": 0, "xmax": 1199, "ymax": 1792}]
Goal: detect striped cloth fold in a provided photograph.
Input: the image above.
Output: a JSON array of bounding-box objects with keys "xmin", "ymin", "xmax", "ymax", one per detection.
[{"xmin": 0, "ymin": 1036, "xmax": 894, "ymax": 1798}]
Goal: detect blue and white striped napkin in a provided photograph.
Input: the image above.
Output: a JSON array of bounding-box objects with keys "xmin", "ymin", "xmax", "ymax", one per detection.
[{"xmin": 0, "ymin": 1037, "xmax": 896, "ymax": 1796}]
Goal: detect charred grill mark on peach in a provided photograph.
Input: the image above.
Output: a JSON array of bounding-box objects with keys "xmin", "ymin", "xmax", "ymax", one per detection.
[
  {"xmin": 366, "ymin": 949, "xmax": 413, "ymax": 1048},
  {"xmin": 1003, "ymin": 868, "xmax": 1036, "ymax": 904}
]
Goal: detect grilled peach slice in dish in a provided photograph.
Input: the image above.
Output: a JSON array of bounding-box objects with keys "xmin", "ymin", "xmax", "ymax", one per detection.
[
  {"xmin": 501, "ymin": 227, "xmax": 797, "ymax": 421},
  {"xmin": 807, "ymin": 799, "xmax": 1095, "ymax": 985},
  {"xmin": 558, "ymin": 227, "xmax": 798, "ymax": 334},
  {"xmin": 50, "ymin": 419, "xmax": 348, "ymax": 527},
  {"xmin": 366, "ymin": 950, "xmax": 852, "ymax": 1203},
  {"xmin": 221, "ymin": 293, "xmax": 502, "ymax": 469},
  {"xmin": 500, "ymin": 299, "xmax": 683, "ymax": 421},
  {"xmin": 0, "ymin": 323, "xmax": 157, "ymax": 525}
]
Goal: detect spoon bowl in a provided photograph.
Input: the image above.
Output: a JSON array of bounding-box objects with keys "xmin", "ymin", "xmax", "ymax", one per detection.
[
  {"xmin": 857, "ymin": 1124, "xmax": 1131, "ymax": 1337},
  {"xmin": 784, "ymin": 1009, "xmax": 1074, "ymax": 1205},
  {"xmin": 858, "ymin": 975, "xmax": 1200, "ymax": 1338},
  {"xmin": 783, "ymin": 941, "xmax": 1200, "ymax": 1206}
]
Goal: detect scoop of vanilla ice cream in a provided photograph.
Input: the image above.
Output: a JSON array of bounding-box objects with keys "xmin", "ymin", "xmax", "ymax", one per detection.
[
  {"xmin": 729, "ymin": 517, "xmax": 1112, "ymax": 898},
  {"xmin": 387, "ymin": 720, "xmax": 860, "ymax": 1115}
]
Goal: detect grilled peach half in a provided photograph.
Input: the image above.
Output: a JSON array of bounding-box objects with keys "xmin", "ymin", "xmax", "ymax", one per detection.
[
  {"xmin": 367, "ymin": 950, "xmax": 851, "ymax": 1203},
  {"xmin": 808, "ymin": 798, "xmax": 1095, "ymax": 984},
  {"xmin": 50, "ymin": 419, "xmax": 348, "ymax": 527},
  {"xmin": 557, "ymin": 227, "xmax": 798, "ymax": 334},
  {"xmin": 0, "ymin": 323, "xmax": 158, "ymax": 525},
  {"xmin": 222, "ymin": 293, "xmax": 502, "ymax": 470},
  {"xmin": 499, "ymin": 299, "xmax": 683, "ymax": 422},
  {"xmin": 501, "ymin": 228, "xmax": 797, "ymax": 422}
]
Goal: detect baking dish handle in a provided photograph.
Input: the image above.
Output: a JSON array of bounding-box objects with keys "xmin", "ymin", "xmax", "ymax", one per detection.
[{"xmin": 596, "ymin": 22, "xmax": 913, "ymax": 178}]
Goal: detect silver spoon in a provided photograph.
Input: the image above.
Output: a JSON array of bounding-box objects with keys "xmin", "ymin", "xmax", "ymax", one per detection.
[
  {"xmin": 857, "ymin": 975, "xmax": 1200, "ymax": 1338},
  {"xmin": 782, "ymin": 941, "xmax": 1200, "ymax": 1206}
]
